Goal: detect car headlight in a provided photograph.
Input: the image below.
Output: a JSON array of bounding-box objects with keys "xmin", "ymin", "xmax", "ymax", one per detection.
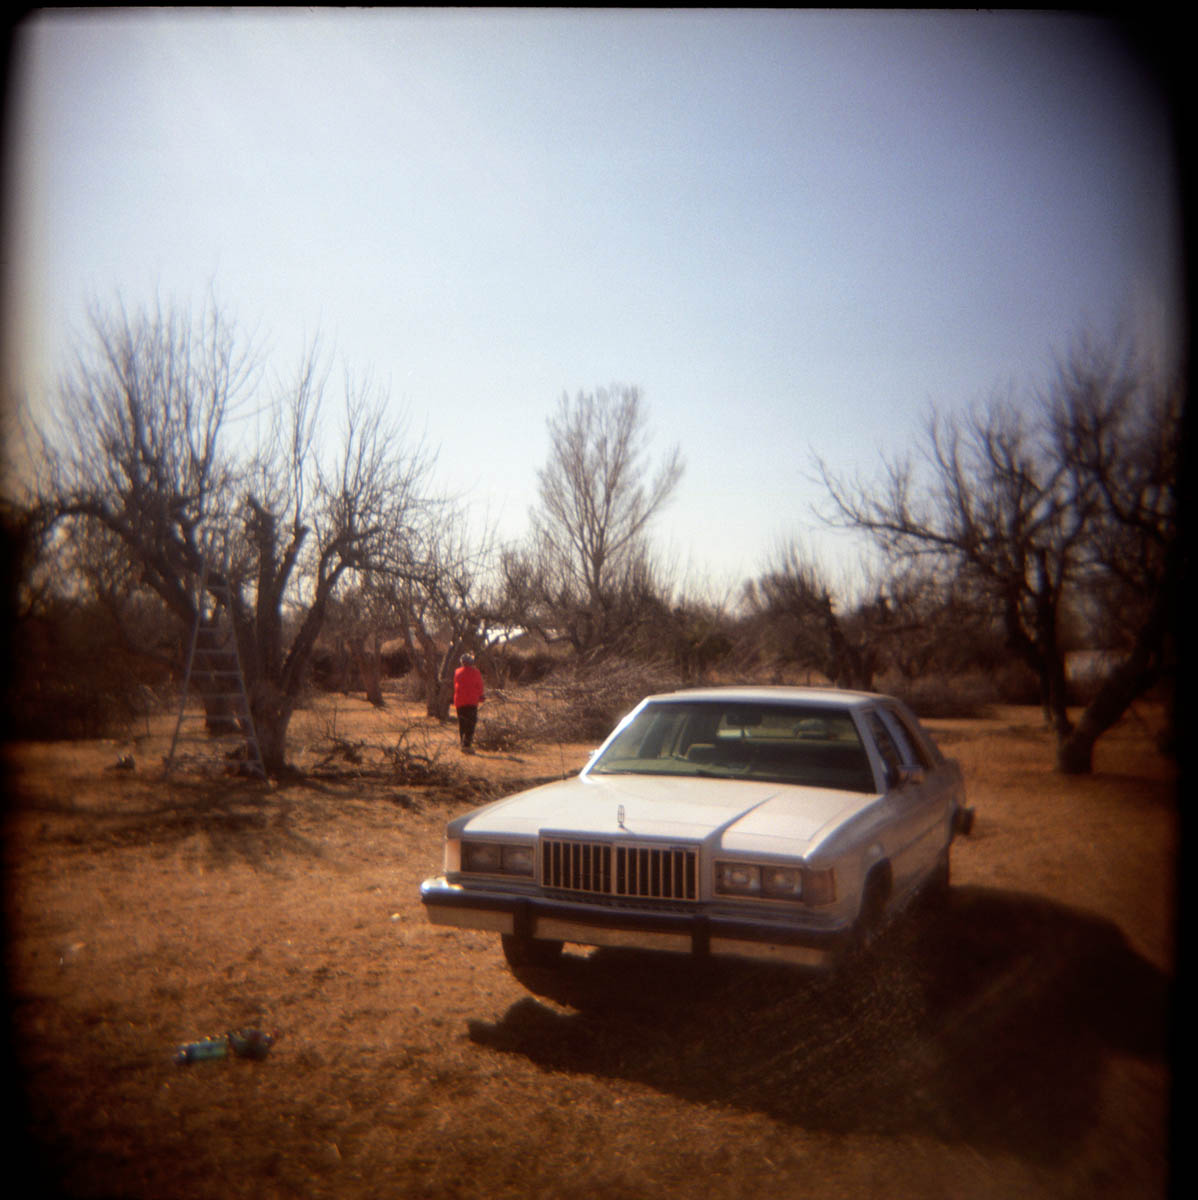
[
  {"xmin": 761, "ymin": 865, "xmax": 802, "ymax": 899},
  {"xmin": 715, "ymin": 861, "xmax": 761, "ymax": 896},
  {"xmin": 499, "ymin": 845, "xmax": 536, "ymax": 876},
  {"xmin": 460, "ymin": 840, "xmax": 535, "ymax": 877},
  {"xmin": 715, "ymin": 860, "xmax": 836, "ymax": 904}
]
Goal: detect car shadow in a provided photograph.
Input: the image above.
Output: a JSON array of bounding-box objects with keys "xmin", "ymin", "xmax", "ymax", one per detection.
[{"xmin": 467, "ymin": 886, "xmax": 1171, "ymax": 1164}]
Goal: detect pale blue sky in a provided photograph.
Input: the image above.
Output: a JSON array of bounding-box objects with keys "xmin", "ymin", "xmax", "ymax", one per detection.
[{"xmin": 3, "ymin": 9, "xmax": 1184, "ymax": 595}]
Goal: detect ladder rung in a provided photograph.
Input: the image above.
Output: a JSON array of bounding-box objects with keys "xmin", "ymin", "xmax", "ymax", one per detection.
[{"xmin": 167, "ymin": 560, "xmax": 266, "ymax": 780}]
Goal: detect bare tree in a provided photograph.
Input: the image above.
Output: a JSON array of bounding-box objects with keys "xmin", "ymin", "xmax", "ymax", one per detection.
[
  {"xmin": 320, "ymin": 586, "xmax": 395, "ymax": 706},
  {"xmin": 816, "ymin": 335, "xmax": 1178, "ymax": 773},
  {"xmin": 874, "ymin": 566, "xmax": 1008, "ymax": 683},
  {"xmin": 25, "ymin": 299, "xmax": 433, "ymax": 774},
  {"xmin": 668, "ymin": 597, "xmax": 736, "ymax": 684},
  {"xmin": 374, "ymin": 505, "xmax": 498, "ymax": 720},
  {"xmin": 743, "ymin": 543, "xmax": 876, "ymax": 689},
  {"xmin": 523, "ymin": 384, "xmax": 683, "ymax": 655},
  {"xmin": 742, "ymin": 544, "xmax": 1009, "ymax": 696},
  {"xmin": 1043, "ymin": 339, "xmax": 1181, "ymax": 771}
]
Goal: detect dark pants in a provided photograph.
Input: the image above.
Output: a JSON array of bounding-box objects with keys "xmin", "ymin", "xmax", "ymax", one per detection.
[{"xmin": 456, "ymin": 705, "xmax": 478, "ymax": 748}]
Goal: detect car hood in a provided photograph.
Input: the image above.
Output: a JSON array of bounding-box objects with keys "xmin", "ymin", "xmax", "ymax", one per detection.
[{"xmin": 455, "ymin": 772, "xmax": 881, "ymax": 860}]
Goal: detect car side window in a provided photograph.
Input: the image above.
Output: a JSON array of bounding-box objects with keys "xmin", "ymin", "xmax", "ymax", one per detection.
[
  {"xmin": 883, "ymin": 706, "xmax": 940, "ymax": 767},
  {"xmin": 879, "ymin": 708, "xmax": 929, "ymax": 768},
  {"xmin": 865, "ymin": 711, "xmax": 903, "ymax": 777}
]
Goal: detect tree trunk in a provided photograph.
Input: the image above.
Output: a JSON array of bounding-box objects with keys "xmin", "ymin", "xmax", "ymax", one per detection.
[
  {"xmin": 1055, "ymin": 728, "xmax": 1096, "ymax": 774},
  {"xmin": 418, "ymin": 647, "xmax": 448, "ymax": 719},
  {"xmin": 1041, "ymin": 657, "xmax": 1073, "ymax": 738},
  {"xmin": 1055, "ymin": 646, "xmax": 1167, "ymax": 774},
  {"xmin": 251, "ymin": 684, "xmax": 294, "ymax": 776},
  {"xmin": 428, "ymin": 678, "xmax": 453, "ymax": 722},
  {"xmin": 192, "ymin": 670, "xmax": 240, "ymax": 734},
  {"xmin": 255, "ymin": 714, "xmax": 289, "ymax": 776},
  {"xmin": 1054, "ymin": 562, "xmax": 1173, "ymax": 775},
  {"xmin": 427, "ymin": 642, "xmax": 458, "ymax": 721},
  {"xmin": 350, "ymin": 634, "xmax": 384, "ymax": 707}
]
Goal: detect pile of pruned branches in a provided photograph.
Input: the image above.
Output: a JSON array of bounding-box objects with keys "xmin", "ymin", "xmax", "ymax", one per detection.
[
  {"xmin": 383, "ymin": 722, "xmax": 469, "ymax": 789},
  {"xmin": 480, "ymin": 657, "xmax": 682, "ymax": 750}
]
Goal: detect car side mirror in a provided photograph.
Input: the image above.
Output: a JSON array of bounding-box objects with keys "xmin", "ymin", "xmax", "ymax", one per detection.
[{"xmin": 887, "ymin": 764, "xmax": 924, "ymax": 789}]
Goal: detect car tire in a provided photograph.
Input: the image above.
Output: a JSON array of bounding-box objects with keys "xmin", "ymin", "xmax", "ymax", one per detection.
[
  {"xmin": 500, "ymin": 934, "xmax": 564, "ymax": 969},
  {"xmin": 852, "ymin": 868, "xmax": 890, "ymax": 952},
  {"xmin": 921, "ymin": 849, "xmax": 951, "ymax": 907}
]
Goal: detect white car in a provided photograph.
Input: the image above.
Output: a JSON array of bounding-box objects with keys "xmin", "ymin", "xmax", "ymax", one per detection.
[{"xmin": 421, "ymin": 687, "xmax": 971, "ymax": 972}]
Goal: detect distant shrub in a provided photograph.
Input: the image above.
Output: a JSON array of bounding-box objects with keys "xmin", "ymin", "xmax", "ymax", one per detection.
[
  {"xmin": 308, "ymin": 645, "xmax": 347, "ymax": 692},
  {"xmin": 373, "ymin": 644, "xmax": 409, "ymax": 678},
  {"xmin": 991, "ymin": 661, "xmax": 1045, "ymax": 706},
  {"xmin": 308, "ymin": 642, "xmax": 412, "ymax": 694},
  {"xmin": 880, "ymin": 673, "xmax": 996, "ymax": 719},
  {"xmin": 14, "ymin": 684, "xmax": 120, "ymax": 740},
  {"xmin": 493, "ymin": 650, "xmax": 559, "ymax": 686},
  {"xmin": 8, "ymin": 607, "xmax": 170, "ymax": 741}
]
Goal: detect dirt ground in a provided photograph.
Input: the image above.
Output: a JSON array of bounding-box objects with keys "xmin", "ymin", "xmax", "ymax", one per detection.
[{"xmin": 2, "ymin": 690, "xmax": 1179, "ymax": 1199}]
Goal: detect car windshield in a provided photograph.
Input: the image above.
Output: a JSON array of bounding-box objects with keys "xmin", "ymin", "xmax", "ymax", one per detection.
[{"xmin": 588, "ymin": 700, "xmax": 877, "ymax": 793}]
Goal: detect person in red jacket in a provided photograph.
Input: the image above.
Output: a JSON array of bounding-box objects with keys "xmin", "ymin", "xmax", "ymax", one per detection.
[{"xmin": 452, "ymin": 652, "xmax": 485, "ymax": 753}]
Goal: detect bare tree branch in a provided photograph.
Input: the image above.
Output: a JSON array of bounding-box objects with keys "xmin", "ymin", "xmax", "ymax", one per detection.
[
  {"xmin": 525, "ymin": 384, "xmax": 684, "ymax": 654},
  {"xmin": 814, "ymin": 333, "xmax": 1179, "ymax": 772},
  {"xmin": 25, "ymin": 299, "xmax": 434, "ymax": 774}
]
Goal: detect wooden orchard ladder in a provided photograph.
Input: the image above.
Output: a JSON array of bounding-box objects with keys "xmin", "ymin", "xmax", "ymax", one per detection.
[{"xmin": 166, "ymin": 563, "xmax": 267, "ymax": 779}]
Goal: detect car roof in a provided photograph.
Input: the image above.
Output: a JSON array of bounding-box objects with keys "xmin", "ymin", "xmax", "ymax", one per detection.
[{"xmin": 642, "ymin": 685, "xmax": 892, "ymax": 710}]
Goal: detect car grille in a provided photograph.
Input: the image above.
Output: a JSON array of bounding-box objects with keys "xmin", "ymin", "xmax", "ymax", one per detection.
[{"xmin": 541, "ymin": 837, "xmax": 698, "ymax": 902}]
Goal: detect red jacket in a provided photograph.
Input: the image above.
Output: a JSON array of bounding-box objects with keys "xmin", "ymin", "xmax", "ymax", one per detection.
[{"xmin": 453, "ymin": 664, "xmax": 485, "ymax": 708}]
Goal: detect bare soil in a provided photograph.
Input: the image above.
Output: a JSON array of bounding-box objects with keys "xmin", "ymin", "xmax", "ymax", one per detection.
[{"xmin": 3, "ymin": 692, "xmax": 1178, "ymax": 1199}]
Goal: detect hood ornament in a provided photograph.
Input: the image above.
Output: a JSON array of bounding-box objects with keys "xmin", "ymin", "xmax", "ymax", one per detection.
[{"xmin": 617, "ymin": 804, "xmax": 626, "ymax": 830}]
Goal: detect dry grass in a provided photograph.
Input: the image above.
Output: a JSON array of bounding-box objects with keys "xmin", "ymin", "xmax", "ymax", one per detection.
[{"xmin": 2, "ymin": 693, "xmax": 1177, "ymax": 1200}]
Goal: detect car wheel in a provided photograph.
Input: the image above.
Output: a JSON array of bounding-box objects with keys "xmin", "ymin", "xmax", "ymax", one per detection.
[
  {"xmin": 500, "ymin": 934, "xmax": 564, "ymax": 969},
  {"xmin": 931, "ymin": 849, "xmax": 950, "ymax": 897},
  {"xmin": 852, "ymin": 868, "xmax": 890, "ymax": 952},
  {"xmin": 921, "ymin": 849, "xmax": 951, "ymax": 907}
]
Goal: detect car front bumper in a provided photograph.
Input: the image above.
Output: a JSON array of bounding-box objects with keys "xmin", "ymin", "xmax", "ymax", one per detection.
[{"xmin": 420, "ymin": 875, "xmax": 852, "ymax": 968}]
